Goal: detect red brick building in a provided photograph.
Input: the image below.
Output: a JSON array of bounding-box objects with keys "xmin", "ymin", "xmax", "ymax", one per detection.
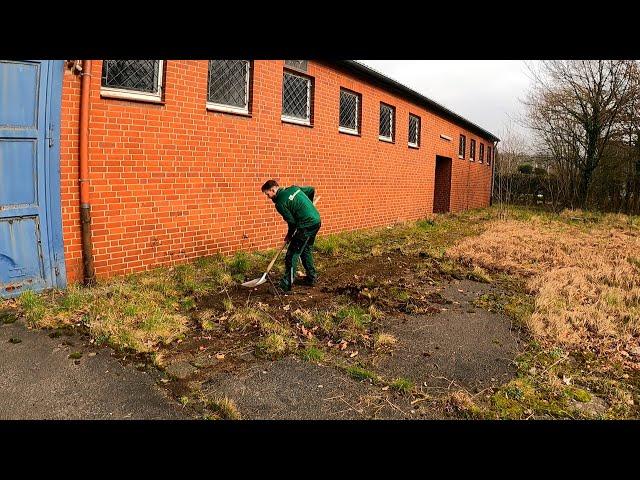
[{"xmin": 0, "ymin": 60, "xmax": 498, "ymax": 295}]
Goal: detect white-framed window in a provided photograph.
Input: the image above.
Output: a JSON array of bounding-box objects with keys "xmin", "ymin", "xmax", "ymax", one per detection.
[
  {"xmin": 408, "ymin": 114, "xmax": 420, "ymax": 148},
  {"xmin": 470, "ymin": 139, "xmax": 476, "ymax": 161},
  {"xmin": 479, "ymin": 143, "xmax": 485, "ymax": 163},
  {"xmin": 459, "ymin": 134, "xmax": 466, "ymax": 158},
  {"xmin": 207, "ymin": 60, "xmax": 251, "ymax": 115},
  {"xmin": 339, "ymin": 88, "xmax": 360, "ymax": 135},
  {"xmin": 379, "ymin": 103, "xmax": 394, "ymax": 142},
  {"xmin": 282, "ymin": 70, "xmax": 312, "ymax": 126},
  {"xmin": 100, "ymin": 60, "xmax": 164, "ymax": 103}
]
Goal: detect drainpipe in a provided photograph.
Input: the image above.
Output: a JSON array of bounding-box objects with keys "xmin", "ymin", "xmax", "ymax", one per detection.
[{"xmin": 79, "ymin": 60, "xmax": 96, "ymax": 286}]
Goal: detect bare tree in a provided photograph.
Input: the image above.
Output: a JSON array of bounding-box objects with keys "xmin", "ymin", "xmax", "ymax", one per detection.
[
  {"xmin": 493, "ymin": 120, "xmax": 530, "ymax": 217},
  {"xmin": 524, "ymin": 60, "xmax": 638, "ymax": 209}
]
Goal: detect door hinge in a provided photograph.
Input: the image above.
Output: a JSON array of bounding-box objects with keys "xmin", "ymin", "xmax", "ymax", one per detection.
[{"xmin": 48, "ymin": 123, "xmax": 54, "ymax": 147}]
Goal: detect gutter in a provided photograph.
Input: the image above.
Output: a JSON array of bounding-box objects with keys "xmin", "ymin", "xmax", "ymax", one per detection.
[{"xmin": 334, "ymin": 60, "xmax": 501, "ymax": 143}]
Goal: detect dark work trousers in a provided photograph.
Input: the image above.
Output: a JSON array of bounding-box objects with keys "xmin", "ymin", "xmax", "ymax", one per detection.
[{"xmin": 279, "ymin": 222, "xmax": 321, "ymax": 290}]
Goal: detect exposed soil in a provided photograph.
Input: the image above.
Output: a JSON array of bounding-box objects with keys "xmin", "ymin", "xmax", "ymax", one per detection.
[{"xmin": 147, "ymin": 251, "xmax": 523, "ymax": 419}]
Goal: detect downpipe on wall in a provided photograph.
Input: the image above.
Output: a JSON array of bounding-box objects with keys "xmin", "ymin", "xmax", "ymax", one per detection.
[{"xmin": 78, "ymin": 60, "xmax": 96, "ymax": 286}]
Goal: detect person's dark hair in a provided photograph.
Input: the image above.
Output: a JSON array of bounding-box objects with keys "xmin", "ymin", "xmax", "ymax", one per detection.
[{"xmin": 261, "ymin": 179, "xmax": 279, "ymax": 192}]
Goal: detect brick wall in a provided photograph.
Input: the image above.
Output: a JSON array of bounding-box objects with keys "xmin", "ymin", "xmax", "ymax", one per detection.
[{"xmin": 60, "ymin": 60, "xmax": 494, "ymax": 282}]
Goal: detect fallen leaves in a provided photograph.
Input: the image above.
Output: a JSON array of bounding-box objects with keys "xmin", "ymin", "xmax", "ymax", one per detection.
[
  {"xmin": 327, "ymin": 339, "xmax": 349, "ymax": 350},
  {"xmin": 299, "ymin": 325, "xmax": 314, "ymax": 339}
]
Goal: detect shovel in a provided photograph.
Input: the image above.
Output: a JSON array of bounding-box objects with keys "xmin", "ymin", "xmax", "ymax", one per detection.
[
  {"xmin": 241, "ymin": 195, "xmax": 319, "ymax": 288},
  {"xmin": 241, "ymin": 240, "xmax": 290, "ymax": 288}
]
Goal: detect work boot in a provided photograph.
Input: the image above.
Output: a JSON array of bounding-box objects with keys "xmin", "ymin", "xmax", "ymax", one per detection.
[
  {"xmin": 300, "ymin": 275, "xmax": 317, "ymax": 287},
  {"xmin": 276, "ymin": 280, "xmax": 292, "ymax": 294}
]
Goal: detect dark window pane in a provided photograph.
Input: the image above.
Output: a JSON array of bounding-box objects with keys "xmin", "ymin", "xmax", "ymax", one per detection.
[
  {"xmin": 208, "ymin": 60, "xmax": 249, "ymax": 108},
  {"xmin": 380, "ymin": 104, "xmax": 393, "ymax": 138},
  {"xmin": 340, "ymin": 90, "xmax": 358, "ymax": 130},
  {"xmin": 282, "ymin": 72, "xmax": 310, "ymax": 120},
  {"xmin": 101, "ymin": 60, "xmax": 160, "ymax": 93},
  {"xmin": 409, "ymin": 115, "xmax": 420, "ymax": 145}
]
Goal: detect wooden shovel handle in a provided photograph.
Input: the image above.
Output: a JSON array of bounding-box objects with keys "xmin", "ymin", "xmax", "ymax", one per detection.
[{"xmin": 265, "ymin": 240, "xmax": 289, "ymax": 274}]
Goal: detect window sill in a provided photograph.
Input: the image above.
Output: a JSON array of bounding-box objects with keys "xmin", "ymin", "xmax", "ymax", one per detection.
[
  {"xmin": 379, "ymin": 136, "xmax": 394, "ymax": 143},
  {"xmin": 100, "ymin": 88, "xmax": 164, "ymax": 105},
  {"xmin": 458, "ymin": 155, "xmax": 464, "ymax": 159},
  {"xmin": 206, "ymin": 103, "xmax": 251, "ymax": 117},
  {"xmin": 339, "ymin": 127, "xmax": 360, "ymax": 136},
  {"xmin": 282, "ymin": 116, "xmax": 312, "ymax": 127},
  {"xmin": 408, "ymin": 143, "xmax": 419, "ymax": 149}
]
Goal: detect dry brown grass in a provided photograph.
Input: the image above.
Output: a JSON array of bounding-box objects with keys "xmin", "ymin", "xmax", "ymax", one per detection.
[
  {"xmin": 374, "ymin": 333, "xmax": 398, "ymax": 351},
  {"xmin": 448, "ymin": 211, "xmax": 640, "ymax": 354}
]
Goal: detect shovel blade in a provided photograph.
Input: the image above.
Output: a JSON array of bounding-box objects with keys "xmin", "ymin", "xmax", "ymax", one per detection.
[{"xmin": 241, "ymin": 273, "xmax": 267, "ymax": 288}]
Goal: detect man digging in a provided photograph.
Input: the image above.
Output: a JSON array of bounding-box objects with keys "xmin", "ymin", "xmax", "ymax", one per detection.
[{"xmin": 262, "ymin": 179, "xmax": 321, "ymax": 293}]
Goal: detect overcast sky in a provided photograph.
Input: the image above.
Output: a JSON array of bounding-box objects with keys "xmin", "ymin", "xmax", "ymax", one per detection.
[{"xmin": 357, "ymin": 60, "xmax": 535, "ymax": 145}]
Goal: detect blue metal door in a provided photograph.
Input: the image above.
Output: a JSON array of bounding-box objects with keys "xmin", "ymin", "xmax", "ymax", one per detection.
[{"xmin": 0, "ymin": 60, "xmax": 66, "ymax": 297}]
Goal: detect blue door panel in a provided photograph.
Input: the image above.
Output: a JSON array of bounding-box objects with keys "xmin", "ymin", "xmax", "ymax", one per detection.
[
  {"xmin": 0, "ymin": 61, "xmax": 40, "ymax": 129},
  {"xmin": 0, "ymin": 59, "xmax": 64, "ymax": 298},
  {"xmin": 0, "ymin": 140, "xmax": 37, "ymax": 207},
  {"xmin": 0, "ymin": 217, "xmax": 44, "ymax": 290}
]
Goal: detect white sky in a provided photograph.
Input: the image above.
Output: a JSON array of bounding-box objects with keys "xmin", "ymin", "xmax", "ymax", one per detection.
[{"xmin": 358, "ymin": 60, "xmax": 535, "ymax": 146}]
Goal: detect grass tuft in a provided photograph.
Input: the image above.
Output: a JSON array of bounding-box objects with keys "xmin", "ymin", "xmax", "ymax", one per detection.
[
  {"xmin": 207, "ymin": 396, "xmax": 241, "ymax": 420},
  {"xmin": 256, "ymin": 333, "xmax": 290, "ymax": 359},
  {"xmin": 390, "ymin": 377, "xmax": 414, "ymax": 394},
  {"xmin": 374, "ymin": 333, "xmax": 397, "ymax": 351},
  {"xmin": 346, "ymin": 364, "xmax": 378, "ymax": 382},
  {"xmin": 300, "ymin": 345, "xmax": 324, "ymax": 362}
]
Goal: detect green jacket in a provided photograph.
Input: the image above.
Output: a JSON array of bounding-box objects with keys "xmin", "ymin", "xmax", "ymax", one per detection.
[{"xmin": 272, "ymin": 185, "xmax": 320, "ymax": 237}]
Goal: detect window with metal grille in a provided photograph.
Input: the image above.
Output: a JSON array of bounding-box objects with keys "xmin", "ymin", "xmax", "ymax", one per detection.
[
  {"xmin": 285, "ymin": 60, "xmax": 308, "ymax": 72},
  {"xmin": 470, "ymin": 139, "xmax": 476, "ymax": 161},
  {"xmin": 339, "ymin": 89, "xmax": 360, "ymax": 134},
  {"xmin": 379, "ymin": 103, "xmax": 394, "ymax": 142},
  {"xmin": 101, "ymin": 60, "xmax": 163, "ymax": 101},
  {"xmin": 487, "ymin": 146, "xmax": 492, "ymax": 165},
  {"xmin": 207, "ymin": 60, "xmax": 250, "ymax": 114},
  {"xmin": 479, "ymin": 143, "xmax": 484, "ymax": 163},
  {"xmin": 408, "ymin": 114, "xmax": 420, "ymax": 147},
  {"xmin": 282, "ymin": 71, "xmax": 312, "ymax": 125},
  {"xmin": 459, "ymin": 134, "xmax": 466, "ymax": 158}
]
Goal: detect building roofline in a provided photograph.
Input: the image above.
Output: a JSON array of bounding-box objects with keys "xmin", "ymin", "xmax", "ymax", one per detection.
[{"xmin": 330, "ymin": 60, "xmax": 500, "ymax": 143}]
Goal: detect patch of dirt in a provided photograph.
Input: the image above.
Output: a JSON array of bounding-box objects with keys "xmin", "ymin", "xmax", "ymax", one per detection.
[{"xmin": 149, "ymin": 252, "xmax": 523, "ymax": 419}]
